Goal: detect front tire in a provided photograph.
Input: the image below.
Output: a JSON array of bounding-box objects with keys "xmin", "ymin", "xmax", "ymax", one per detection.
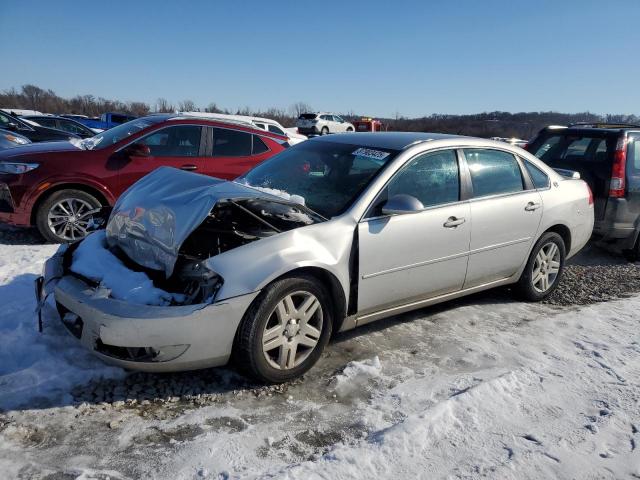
[
  {"xmin": 320, "ymin": 127, "xmax": 329, "ymax": 135},
  {"xmin": 514, "ymin": 232, "xmax": 566, "ymax": 301},
  {"xmin": 235, "ymin": 275, "xmax": 333, "ymax": 383},
  {"xmin": 36, "ymin": 189, "xmax": 102, "ymax": 243}
]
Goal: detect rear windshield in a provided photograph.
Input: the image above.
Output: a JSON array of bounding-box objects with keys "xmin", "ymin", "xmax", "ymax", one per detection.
[
  {"xmin": 299, "ymin": 114, "xmax": 317, "ymax": 120},
  {"xmin": 529, "ymin": 132, "xmax": 615, "ymax": 165}
]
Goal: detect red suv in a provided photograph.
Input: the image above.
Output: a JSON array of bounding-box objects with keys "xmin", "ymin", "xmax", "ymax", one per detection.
[{"xmin": 0, "ymin": 114, "xmax": 288, "ymax": 242}]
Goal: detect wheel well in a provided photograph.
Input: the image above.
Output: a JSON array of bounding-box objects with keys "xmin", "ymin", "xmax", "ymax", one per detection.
[
  {"xmin": 277, "ymin": 267, "xmax": 347, "ymax": 335},
  {"xmin": 29, "ymin": 183, "xmax": 110, "ymax": 225},
  {"xmin": 544, "ymin": 224, "xmax": 572, "ymax": 253}
]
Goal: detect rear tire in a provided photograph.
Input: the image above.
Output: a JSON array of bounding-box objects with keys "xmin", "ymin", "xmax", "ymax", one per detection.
[
  {"xmin": 36, "ymin": 189, "xmax": 102, "ymax": 243},
  {"xmin": 234, "ymin": 274, "xmax": 333, "ymax": 383},
  {"xmin": 513, "ymin": 232, "xmax": 566, "ymax": 301},
  {"xmin": 346, "ymin": 127, "xmax": 353, "ymax": 132}
]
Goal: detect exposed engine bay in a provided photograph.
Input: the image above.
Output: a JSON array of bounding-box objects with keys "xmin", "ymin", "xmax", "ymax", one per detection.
[{"xmin": 66, "ymin": 197, "xmax": 322, "ymax": 306}]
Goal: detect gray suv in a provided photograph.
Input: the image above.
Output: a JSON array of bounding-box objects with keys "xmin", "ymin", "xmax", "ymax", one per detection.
[{"xmin": 527, "ymin": 123, "xmax": 640, "ymax": 258}]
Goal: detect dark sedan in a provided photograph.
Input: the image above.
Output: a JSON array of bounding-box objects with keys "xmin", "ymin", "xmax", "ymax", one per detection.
[
  {"xmin": 22, "ymin": 115, "xmax": 96, "ymax": 139},
  {"xmin": 0, "ymin": 111, "xmax": 79, "ymax": 143}
]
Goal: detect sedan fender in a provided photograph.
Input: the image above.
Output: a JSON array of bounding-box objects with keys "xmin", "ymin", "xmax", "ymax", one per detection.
[{"xmin": 207, "ymin": 217, "xmax": 356, "ymax": 304}]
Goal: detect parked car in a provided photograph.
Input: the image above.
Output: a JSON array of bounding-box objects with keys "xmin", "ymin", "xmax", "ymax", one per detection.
[
  {"xmin": 38, "ymin": 133, "xmax": 593, "ymax": 380},
  {"xmin": 21, "ymin": 115, "xmax": 96, "ymax": 139},
  {"xmin": 353, "ymin": 117, "xmax": 387, "ymax": 132},
  {"xmin": 65, "ymin": 112, "xmax": 137, "ymax": 132},
  {"xmin": 527, "ymin": 123, "xmax": 640, "ymax": 258},
  {"xmin": 490, "ymin": 137, "xmax": 528, "ymax": 148},
  {"xmin": 0, "ymin": 128, "xmax": 31, "ymax": 149},
  {"xmin": 1, "ymin": 108, "xmax": 44, "ymax": 116},
  {"xmin": 296, "ymin": 112, "xmax": 355, "ymax": 136},
  {"xmin": 179, "ymin": 112, "xmax": 307, "ymax": 145},
  {"xmin": 0, "ymin": 111, "xmax": 80, "ymax": 143},
  {"xmin": 0, "ymin": 114, "xmax": 288, "ymax": 242}
]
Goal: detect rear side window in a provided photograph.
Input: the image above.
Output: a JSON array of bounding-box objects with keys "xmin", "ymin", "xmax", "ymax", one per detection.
[
  {"xmin": 212, "ymin": 128, "xmax": 252, "ymax": 157},
  {"xmin": 524, "ymin": 160, "xmax": 550, "ymax": 189},
  {"xmin": 252, "ymin": 135, "xmax": 269, "ymax": 155},
  {"xmin": 629, "ymin": 134, "xmax": 640, "ymax": 171},
  {"xmin": 267, "ymin": 124, "xmax": 285, "ymax": 135},
  {"xmin": 387, "ymin": 150, "xmax": 460, "ymax": 208},
  {"xmin": 464, "ymin": 149, "xmax": 523, "ymax": 198},
  {"xmin": 530, "ymin": 133, "xmax": 614, "ymax": 165}
]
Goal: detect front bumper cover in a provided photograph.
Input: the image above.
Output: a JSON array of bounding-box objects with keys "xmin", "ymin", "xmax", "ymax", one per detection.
[{"xmin": 37, "ymin": 250, "xmax": 259, "ymax": 372}]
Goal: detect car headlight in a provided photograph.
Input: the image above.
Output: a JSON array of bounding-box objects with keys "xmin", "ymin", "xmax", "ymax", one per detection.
[
  {"xmin": 0, "ymin": 162, "xmax": 40, "ymax": 174},
  {"xmin": 3, "ymin": 134, "xmax": 30, "ymax": 145}
]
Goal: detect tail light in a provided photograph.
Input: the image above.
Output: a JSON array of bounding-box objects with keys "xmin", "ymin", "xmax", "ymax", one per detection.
[
  {"xmin": 609, "ymin": 135, "xmax": 627, "ymax": 198},
  {"xmin": 586, "ymin": 183, "xmax": 594, "ymax": 205}
]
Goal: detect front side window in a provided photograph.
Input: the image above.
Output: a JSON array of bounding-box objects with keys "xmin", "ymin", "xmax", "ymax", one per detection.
[
  {"xmin": 524, "ymin": 160, "xmax": 550, "ymax": 189},
  {"xmin": 386, "ymin": 150, "xmax": 459, "ymax": 208},
  {"xmin": 212, "ymin": 127, "xmax": 252, "ymax": 157},
  {"xmin": 465, "ymin": 149, "xmax": 523, "ymax": 198},
  {"xmin": 31, "ymin": 117, "xmax": 56, "ymax": 128},
  {"xmin": 58, "ymin": 120, "xmax": 87, "ymax": 135},
  {"xmin": 135, "ymin": 125, "xmax": 201, "ymax": 157},
  {"xmin": 239, "ymin": 140, "xmax": 399, "ymax": 218}
]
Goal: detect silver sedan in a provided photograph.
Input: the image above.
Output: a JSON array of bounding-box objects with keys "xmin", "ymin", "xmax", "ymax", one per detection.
[{"xmin": 39, "ymin": 133, "xmax": 594, "ymax": 382}]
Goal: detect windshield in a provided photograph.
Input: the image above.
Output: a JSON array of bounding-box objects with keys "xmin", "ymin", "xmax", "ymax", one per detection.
[
  {"xmin": 239, "ymin": 140, "xmax": 399, "ymax": 218},
  {"xmin": 84, "ymin": 117, "xmax": 165, "ymax": 150}
]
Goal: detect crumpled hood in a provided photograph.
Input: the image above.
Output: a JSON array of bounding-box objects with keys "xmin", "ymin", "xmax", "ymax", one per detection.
[{"xmin": 105, "ymin": 166, "xmax": 297, "ymax": 277}]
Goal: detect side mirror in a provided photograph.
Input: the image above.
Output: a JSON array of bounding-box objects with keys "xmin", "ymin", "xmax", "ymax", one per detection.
[
  {"xmin": 381, "ymin": 194, "xmax": 424, "ymax": 216},
  {"xmin": 6, "ymin": 122, "xmax": 19, "ymax": 131},
  {"xmin": 124, "ymin": 143, "xmax": 151, "ymax": 157}
]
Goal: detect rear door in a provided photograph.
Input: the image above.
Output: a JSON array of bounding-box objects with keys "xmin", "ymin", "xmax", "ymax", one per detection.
[
  {"xmin": 529, "ymin": 131, "xmax": 614, "ymax": 220},
  {"xmin": 115, "ymin": 124, "xmax": 207, "ymax": 195},
  {"xmin": 200, "ymin": 127, "xmax": 273, "ymax": 180},
  {"xmin": 462, "ymin": 148, "xmax": 543, "ymax": 288},
  {"xmin": 625, "ymin": 132, "xmax": 640, "ymax": 221}
]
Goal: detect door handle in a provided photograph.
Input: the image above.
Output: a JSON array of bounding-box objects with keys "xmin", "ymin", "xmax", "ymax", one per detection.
[
  {"xmin": 525, "ymin": 202, "xmax": 541, "ymax": 211},
  {"xmin": 443, "ymin": 216, "xmax": 466, "ymax": 228},
  {"xmin": 180, "ymin": 164, "xmax": 198, "ymax": 171}
]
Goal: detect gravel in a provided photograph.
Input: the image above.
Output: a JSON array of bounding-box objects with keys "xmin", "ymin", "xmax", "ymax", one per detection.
[{"xmin": 544, "ymin": 263, "xmax": 640, "ymax": 306}]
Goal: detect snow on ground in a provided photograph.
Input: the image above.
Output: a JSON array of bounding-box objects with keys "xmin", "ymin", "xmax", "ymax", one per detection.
[
  {"xmin": 0, "ymin": 226, "xmax": 124, "ymax": 411},
  {"xmin": 0, "ymin": 224, "xmax": 639, "ymax": 479}
]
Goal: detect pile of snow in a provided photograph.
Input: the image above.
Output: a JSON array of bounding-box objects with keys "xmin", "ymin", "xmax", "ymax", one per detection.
[
  {"xmin": 70, "ymin": 231, "xmax": 184, "ymax": 306},
  {"xmin": 0, "ymin": 229, "xmax": 124, "ymax": 410},
  {"xmin": 334, "ymin": 356, "xmax": 382, "ymax": 398}
]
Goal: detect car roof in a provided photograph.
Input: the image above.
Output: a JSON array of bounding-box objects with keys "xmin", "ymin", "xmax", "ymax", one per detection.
[
  {"xmin": 310, "ymin": 132, "xmax": 462, "ymax": 150},
  {"xmin": 143, "ymin": 114, "xmax": 288, "ymax": 139}
]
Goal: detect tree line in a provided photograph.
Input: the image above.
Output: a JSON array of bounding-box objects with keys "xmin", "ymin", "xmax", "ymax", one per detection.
[{"xmin": 2, "ymin": 85, "xmax": 637, "ymax": 139}]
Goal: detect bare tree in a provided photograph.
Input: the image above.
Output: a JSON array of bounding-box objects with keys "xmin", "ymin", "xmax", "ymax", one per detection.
[
  {"xmin": 204, "ymin": 102, "xmax": 222, "ymax": 113},
  {"xmin": 178, "ymin": 99, "xmax": 198, "ymax": 112},
  {"xmin": 155, "ymin": 98, "xmax": 174, "ymax": 113},
  {"xmin": 289, "ymin": 102, "xmax": 312, "ymax": 118}
]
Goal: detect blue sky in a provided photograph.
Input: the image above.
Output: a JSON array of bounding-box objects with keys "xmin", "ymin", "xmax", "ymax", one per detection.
[{"xmin": 2, "ymin": 0, "xmax": 639, "ymax": 117}]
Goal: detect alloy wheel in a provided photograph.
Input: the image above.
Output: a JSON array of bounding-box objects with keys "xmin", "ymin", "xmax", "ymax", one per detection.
[
  {"xmin": 47, "ymin": 197, "xmax": 97, "ymax": 241},
  {"xmin": 532, "ymin": 242, "xmax": 561, "ymax": 293},
  {"xmin": 262, "ymin": 290, "xmax": 323, "ymax": 370}
]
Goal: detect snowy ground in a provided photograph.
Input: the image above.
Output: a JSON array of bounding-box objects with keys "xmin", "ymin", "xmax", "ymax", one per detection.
[{"xmin": 0, "ymin": 225, "xmax": 639, "ymax": 479}]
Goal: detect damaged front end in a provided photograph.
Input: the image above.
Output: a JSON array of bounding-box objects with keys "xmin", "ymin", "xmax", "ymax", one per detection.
[{"xmin": 46, "ymin": 167, "xmax": 322, "ymax": 310}]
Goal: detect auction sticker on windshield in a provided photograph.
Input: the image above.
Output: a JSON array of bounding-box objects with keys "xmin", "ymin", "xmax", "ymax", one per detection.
[{"xmin": 352, "ymin": 147, "xmax": 390, "ymax": 161}]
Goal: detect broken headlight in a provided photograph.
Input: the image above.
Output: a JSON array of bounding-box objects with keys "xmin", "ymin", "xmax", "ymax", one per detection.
[{"xmin": 175, "ymin": 260, "xmax": 223, "ymax": 305}]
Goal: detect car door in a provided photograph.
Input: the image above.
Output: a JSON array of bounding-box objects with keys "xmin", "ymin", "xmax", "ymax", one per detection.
[
  {"xmin": 199, "ymin": 127, "xmax": 271, "ymax": 180},
  {"xmin": 357, "ymin": 149, "xmax": 470, "ymax": 316},
  {"xmin": 462, "ymin": 148, "xmax": 543, "ymax": 288},
  {"xmin": 114, "ymin": 124, "xmax": 207, "ymax": 196}
]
